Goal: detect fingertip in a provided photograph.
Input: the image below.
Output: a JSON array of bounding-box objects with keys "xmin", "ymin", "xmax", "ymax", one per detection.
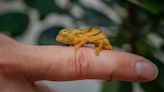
[
  {"xmin": 98, "ymin": 50, "xmax": 158, "ymax": 82},
  {"xmin": 135, "ymin": 61, "xmax": 158, "ymax": 82}
]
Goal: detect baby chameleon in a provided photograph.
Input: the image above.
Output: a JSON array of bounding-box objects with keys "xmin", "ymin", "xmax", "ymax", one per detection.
[{"xmin": 56, "ymin": 28, "xmax": 112, "ymax": 56}]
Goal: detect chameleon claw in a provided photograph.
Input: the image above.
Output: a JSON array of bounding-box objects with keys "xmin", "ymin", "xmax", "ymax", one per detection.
[
  {"xmin": 74, "ymin": 45, "xmax": 80, "ymax": 51},
  {"xmin": 95, "ymin": 48, "xmax": 100, "ymax": 56},
  {"xmin": 96, "ymin": 52, "xmax": 99, "ymax": 56}
]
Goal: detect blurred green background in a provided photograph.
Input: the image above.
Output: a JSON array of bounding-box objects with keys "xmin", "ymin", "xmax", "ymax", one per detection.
[{"xmin": 0, "ymin": 0, "xmax": 164, "ymax": 92}]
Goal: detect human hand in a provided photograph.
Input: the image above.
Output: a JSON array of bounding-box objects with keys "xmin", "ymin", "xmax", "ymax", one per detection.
[{"xmin": 0, "ymin": 34, "xmax": 158, "ymax": 92}]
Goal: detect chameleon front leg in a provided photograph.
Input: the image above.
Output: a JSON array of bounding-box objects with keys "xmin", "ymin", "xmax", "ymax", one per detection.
[
  {"xmin": 74, "ymin": 40, "xmax": 88, "ymax": 49},
  {"xmin": 96, "ymin": 42, "xmax": 104, "ymax": 56}
]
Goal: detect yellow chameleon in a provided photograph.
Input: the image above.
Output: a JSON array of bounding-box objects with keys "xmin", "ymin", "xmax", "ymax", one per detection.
[{"xmin": 56, "ymin": 28, "xmax": 112, "ymax": 55}]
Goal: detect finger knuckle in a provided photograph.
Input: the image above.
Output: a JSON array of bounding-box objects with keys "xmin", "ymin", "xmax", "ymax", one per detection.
[{"xmin": 75, "ymin": 48, "xmax": 92, "ymax": 79}]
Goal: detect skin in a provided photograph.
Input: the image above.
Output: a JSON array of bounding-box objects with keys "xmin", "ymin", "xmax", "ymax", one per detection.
[
  {"xmin": 0, "ymin": 33, "xmax": 158, "ymax": 92},
  {"xmin": 56, "ymin": 28, "xmax": 112, "ymax": 55}
]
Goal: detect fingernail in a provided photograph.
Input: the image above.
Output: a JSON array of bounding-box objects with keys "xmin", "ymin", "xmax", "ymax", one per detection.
[{"xmin": 135, "ymin": 61, "xmax": 158, "ymax": 80}]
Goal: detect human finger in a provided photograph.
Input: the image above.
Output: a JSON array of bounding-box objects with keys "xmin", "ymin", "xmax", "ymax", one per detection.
[{"xmin": 8, "ymin": 46, "xmax": 158, "ymax": 82}]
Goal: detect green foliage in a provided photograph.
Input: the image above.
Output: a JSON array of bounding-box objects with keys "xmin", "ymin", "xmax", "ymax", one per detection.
[
  {"xmin": 129, "ymin": 0, "xmax": 164, "ymax": 14},
  {"xmin": 140, "ymin": 82, "xmax": 163, "ymax": 92},
  {"xmin": 101, "ymin": 80, "xmax": 132, "ymax": 92},
  {"xmin": 0, "ymin": 0, "xmax": 164, "ymax": 92},
  {"xmin": 37, "ymin": 26, "xmax": 64, "ymax": 45},
  {"xmin": 0, "ymin": 12, "xmax": 29, "ymax": 36},
  {"xmin": 23, "ymin": 0, "xmax": 65, "ymax": 19}
]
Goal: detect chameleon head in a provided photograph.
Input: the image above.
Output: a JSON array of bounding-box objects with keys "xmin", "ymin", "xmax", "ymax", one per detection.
[{"xmin": 56, "ymin": 29, "xmax": 74, "ymax": 44}]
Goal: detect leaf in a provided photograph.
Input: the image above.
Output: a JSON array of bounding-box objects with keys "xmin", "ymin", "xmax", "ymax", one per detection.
[
  {"xmin": 37, "ymin": 26, "xmax": 65, "ymax": 45},
  {"xmin": 0, "ymin": 12, "xmax": 29, "ymax": 37},
  {"xmin": 128, "ymin": 0, "xmax": 164, "ymax": 14},
  {"xmin": 23, "ymin": 0, "xmax": 65, "ymax": 19},
  {"xmin": 101, "ymin": 80, "xmax": 132, "ymax": 92}
]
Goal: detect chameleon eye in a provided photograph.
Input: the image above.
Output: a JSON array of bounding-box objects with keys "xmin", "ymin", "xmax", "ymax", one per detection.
[{"xmin": 62, "ymin": 29, "xmax": 67, "ymax": 33}]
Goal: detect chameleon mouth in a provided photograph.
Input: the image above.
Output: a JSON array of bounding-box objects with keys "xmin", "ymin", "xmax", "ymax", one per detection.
[
  {"xmin": 56, "ymin": 35, "xmax": 65, "ymax": 42},
  {"xmin": 56, "ymin": 35, "xmax": 72, "ymax": 44},
  {"xmin": 56, "ymin": 35, "xmax": 61, "ymax": 42}
]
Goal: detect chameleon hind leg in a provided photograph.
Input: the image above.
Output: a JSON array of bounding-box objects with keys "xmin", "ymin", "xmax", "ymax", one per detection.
[
  {"xmin": 103, "ymin": 39, "xmax": 112, "ymax": 50},
  {"xmin": 95, "ymin": 41, "xmax": 104, "ymax": 56}
]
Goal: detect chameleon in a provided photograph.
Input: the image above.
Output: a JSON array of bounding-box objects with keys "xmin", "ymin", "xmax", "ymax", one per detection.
[{"xmin": 56, "ymin": 28, "xmax": 112, "ymax": 55}]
